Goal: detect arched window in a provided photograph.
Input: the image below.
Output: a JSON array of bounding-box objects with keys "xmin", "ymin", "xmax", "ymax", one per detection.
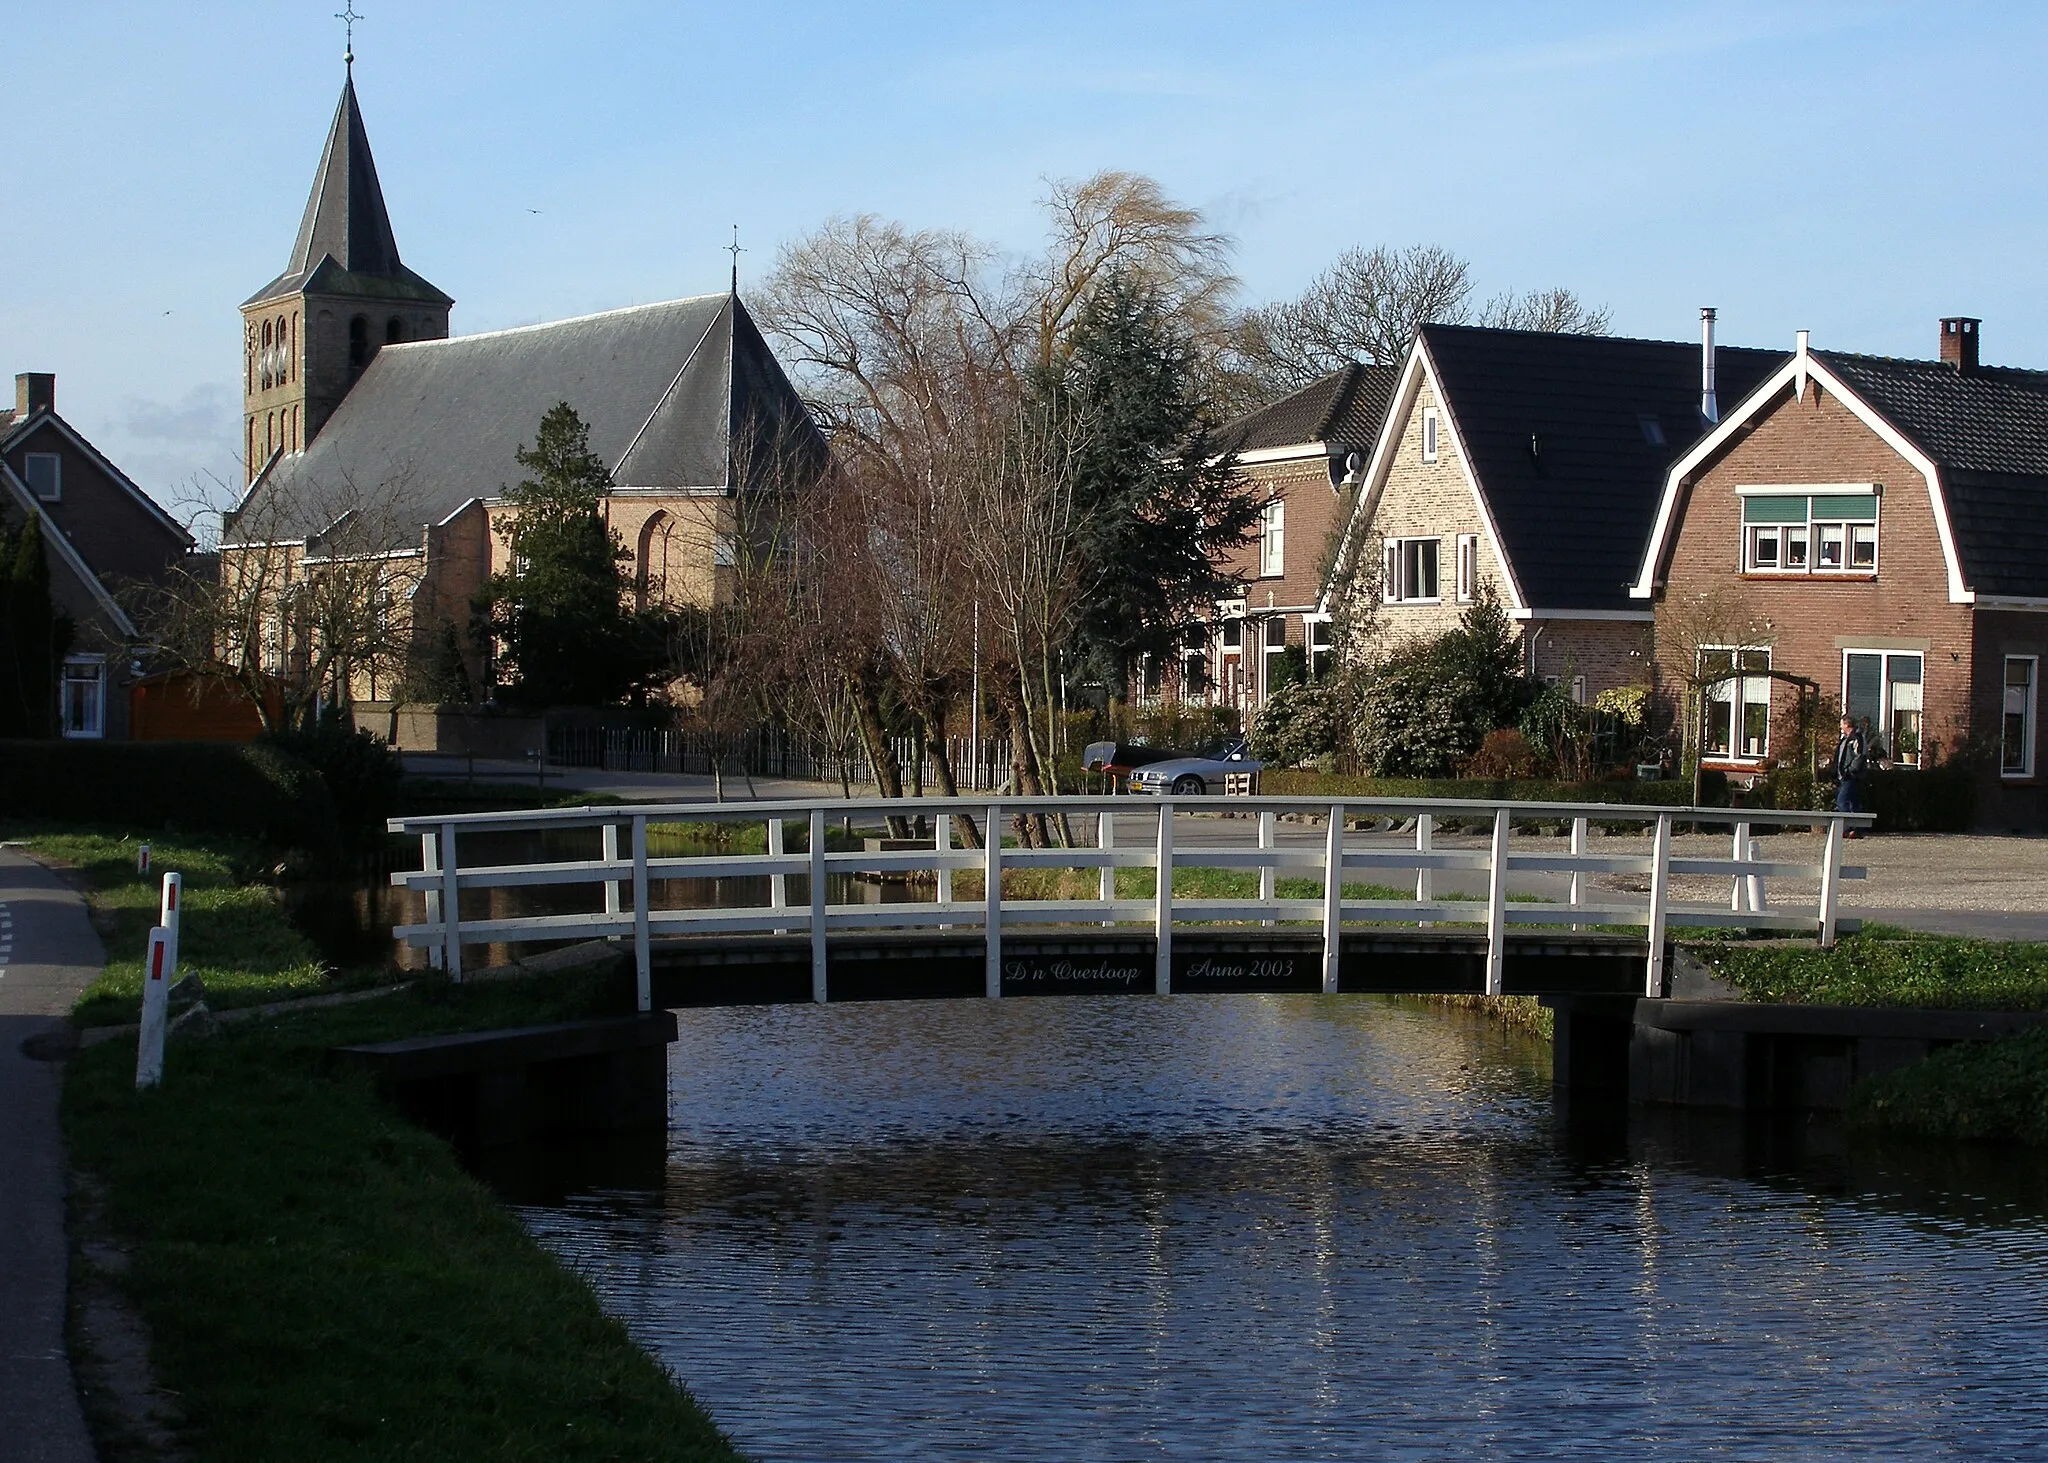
[
  {"xmin": 293, "ymin": 406, "xmax": 301, "ymax": 452},
  {"xmin": 277, "ymin": 314, "xmax": 290, "ymax": 383},
  {"xmin": 636, "ymin": 511, "xmax": 677, "ymax": 609},
  {"xmin": 260, "ymin": 319, "xmax": 274, "ymax": 389},
  {"xmin": 349, "ymin": 315, "xmax": 369, "ymax": 369},
  {"xmin": 247, "ymin": 418, "xmax": 255, "ymax": 469},
  {"xmin": 386, "ymin": 317, "xmax": 404, "ymax": 345},
  {"xmin": 266, "ymin": 412, "xmax": 276, "ymax": 455}
]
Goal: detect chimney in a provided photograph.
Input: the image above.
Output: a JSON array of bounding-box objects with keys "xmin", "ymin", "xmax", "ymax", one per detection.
[
  {"xmin": 1940, "ymin": 317, "xmax": 1981, "ymax": 374},
  {"xmin": 1700, "ymin": 308, "xmax": 1718, "ymax": 424},
  {"xmin": 15, "ymin": 372, "xmax": 53, "ymax": 419}
]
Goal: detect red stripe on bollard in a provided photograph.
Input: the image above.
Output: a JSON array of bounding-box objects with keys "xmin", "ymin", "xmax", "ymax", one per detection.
[{"xmin": 150, "ymin": 942, "xmax": 165, "ymax": 980}]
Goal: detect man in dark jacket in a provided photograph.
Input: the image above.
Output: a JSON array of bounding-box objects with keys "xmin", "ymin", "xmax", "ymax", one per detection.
[{"xmin": 1834, "ymin": 715, "xmax": 1870, "ymax": 832}]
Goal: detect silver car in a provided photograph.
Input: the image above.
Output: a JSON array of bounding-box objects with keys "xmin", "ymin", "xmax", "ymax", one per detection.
[{"xmin": 1127, "ymin": 740, "xmax": 1263, "ymax": 796}]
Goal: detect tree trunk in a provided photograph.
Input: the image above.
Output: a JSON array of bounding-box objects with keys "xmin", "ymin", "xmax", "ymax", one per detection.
[
  {"xmin": 921, "ymin": 702, "xmax": 980, "ymax": 850},
  {"xmin": 851, "ymin": 668, "xmax": 911, "ymax": 838},
  {"xmin": 1003, "ymin": 695, "xmax": 1055, "ymax": 848}
]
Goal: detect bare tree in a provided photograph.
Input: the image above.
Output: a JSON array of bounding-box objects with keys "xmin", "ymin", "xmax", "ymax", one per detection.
[
  {"xmin": 1479, "ymin": 286, "xmax": 1612, "ymax": 335},
  {"xmin": 135, "ymin": 467, "xmax": 426, "ymax": 732}
]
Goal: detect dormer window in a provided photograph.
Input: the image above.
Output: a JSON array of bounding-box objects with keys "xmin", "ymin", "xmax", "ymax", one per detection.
[{"xmin": 1742, "ymin": 486, "xmax": 1878, "ymax": 574}]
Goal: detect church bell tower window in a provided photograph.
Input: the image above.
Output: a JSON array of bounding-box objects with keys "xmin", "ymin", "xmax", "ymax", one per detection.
[{"xmin": 349, "ymin": 315, "xmax": 369, "ymax": 370}]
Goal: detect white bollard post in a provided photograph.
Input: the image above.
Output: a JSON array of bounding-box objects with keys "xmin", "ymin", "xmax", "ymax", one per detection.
[
  {"xmin": 136, "ymin": 843, "xmax": 151, "ymax": 876},
  {"xmin": 1730, "ymin": 820, "xmax": 1751, "ymax": 913},
  {"xmin": 1747, "ymin": 832, "xmax": 1768, "ymax": 912},
  {"xmin": 1415, "ymin": 813, "xmax": 1435, "ymax": 928},
  {"xmin": 158, "ymin": 872, "xmax": 182, "ymax": 977},
  {"xmin": 1259, "ymin": 810, "xmax": 1277, "ymax": 928},
  {"xmin": 135, "ymin": 926, "xmax": 172, "ymax": 1090}
]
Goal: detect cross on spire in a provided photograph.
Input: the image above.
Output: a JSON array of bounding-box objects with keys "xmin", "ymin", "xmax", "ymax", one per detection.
[
  {"xmin": 336, "ymin": 3, "xmax": 364, "ymax": 69},
  {"xmin": 727, "ymin": 225, "xmax": 744, "ymax": 294}
]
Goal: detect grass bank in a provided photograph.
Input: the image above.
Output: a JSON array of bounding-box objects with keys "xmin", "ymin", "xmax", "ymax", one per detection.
[
  {"xmin": 1690, "ymin": 928, "xmax": 2048, "ymax": 1010},
  {"xmin": 20, "ymin": 823, "xmax": 745, "ymax": 1460},
  {"xmin": 1849, "ymin": 1024, "xmax": 2048, "ymax": 1146}
]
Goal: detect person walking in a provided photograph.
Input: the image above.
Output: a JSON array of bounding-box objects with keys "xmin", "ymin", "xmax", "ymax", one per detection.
[{"xmin": 1834, "ymin": 715, "xmax": 1870, "ymax": 835}]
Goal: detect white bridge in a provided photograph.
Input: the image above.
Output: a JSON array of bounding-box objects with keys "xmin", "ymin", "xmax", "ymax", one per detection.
[{"xmin": 388, "ymin": 796, "xmax": 1868, "ymax": 1012}]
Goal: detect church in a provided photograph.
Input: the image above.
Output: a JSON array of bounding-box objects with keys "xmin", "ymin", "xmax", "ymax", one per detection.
[{"xmin": 224, "ymin": 61, "xmax": 820, "ymax": 709}]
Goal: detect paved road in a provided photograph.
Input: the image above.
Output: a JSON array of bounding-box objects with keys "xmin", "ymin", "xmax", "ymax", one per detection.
[{"xmin": 0, "ymin": 848, "xmax": 102, "ymax": 1461}]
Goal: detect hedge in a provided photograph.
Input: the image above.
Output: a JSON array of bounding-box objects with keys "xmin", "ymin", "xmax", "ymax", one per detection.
[
  {"xmin": 1862, "ymin": 761, "xmax": 1977, "ymax": 833},
  {"xmin": 1257, "ymin": 769, "xmax": 1695, "ymax": 808},
  {"xmin": 0, "ymin": 740, "xmax": 339, "ymax": 857}
]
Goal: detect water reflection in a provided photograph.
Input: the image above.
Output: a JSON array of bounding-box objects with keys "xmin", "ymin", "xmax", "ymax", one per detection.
[{"xmin": 504, "ymin": 996, "xmax": 2048, "ymax": 1460}]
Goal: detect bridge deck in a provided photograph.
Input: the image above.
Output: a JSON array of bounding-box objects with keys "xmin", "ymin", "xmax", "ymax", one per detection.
[{"xmin": 649, "ymin": 928, "xmax": 1652, "ymax": 1006}]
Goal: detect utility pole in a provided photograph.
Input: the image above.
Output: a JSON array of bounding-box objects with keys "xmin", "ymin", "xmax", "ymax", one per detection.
[{"xmin": 970, "ymin": 601, "xmax": 981, "ymax": 791}]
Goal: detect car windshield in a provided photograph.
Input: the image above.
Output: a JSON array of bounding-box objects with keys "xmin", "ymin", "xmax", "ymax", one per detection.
[{"xmin": 1193, "ymin": 740, "xmax": 1238, "ymax": 761}]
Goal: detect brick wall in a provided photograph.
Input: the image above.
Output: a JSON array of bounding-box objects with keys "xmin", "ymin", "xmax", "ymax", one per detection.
[
  {"xmin": 4, "ymin": 420, "xmax": 186, "ymax": 586},
  {"xmin": 1653, "ymin": 380, "xmax": 1975, "ymax": 768}
]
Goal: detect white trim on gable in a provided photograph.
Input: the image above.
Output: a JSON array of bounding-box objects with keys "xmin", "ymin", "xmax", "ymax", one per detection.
[
  {"xmin": 2, "ymin": 411, "xmax": 192, "ymax": 545},
  {"xmin": 1630, "ymin": 346, "xmax": 1972, "ymax": 604},
  {"xmin": 0, "ymin": 462, "xmax": 138, "ymax": 638}
]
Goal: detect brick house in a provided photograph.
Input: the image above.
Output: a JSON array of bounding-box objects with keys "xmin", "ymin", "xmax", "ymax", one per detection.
[
  {"xmin": 1632, "ymin": 319, "xmax": 2048, "ymax": 828},
  {"xmin": 1171, "ymin": 363, "xmax": 1395, "ymax": 715},
  {"xmin": 1331, "ymin": 320, "xmax": 1779, "ymax": 704},
  {"xmin": 223, "ymin": 65, "xmax": 820, "ymax": 713},
  {"xmin": 0, "ymin": 372, "xmax": 194, "ymax": 739}
]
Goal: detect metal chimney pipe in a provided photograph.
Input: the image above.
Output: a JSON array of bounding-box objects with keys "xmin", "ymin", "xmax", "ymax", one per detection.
[{"xmin": 1700, "ymin": 308, "xmax": 1719, "ymax": 424}]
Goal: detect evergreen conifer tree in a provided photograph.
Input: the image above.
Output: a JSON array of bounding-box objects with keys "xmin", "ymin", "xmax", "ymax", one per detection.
[{"xmin": 0, "ymin": 512, "xmax": 72, "ymax": 738}]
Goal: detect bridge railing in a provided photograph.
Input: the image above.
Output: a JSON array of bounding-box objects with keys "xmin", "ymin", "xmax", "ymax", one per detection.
[{"xmin": 386, "ymin": 797, "xmax": 1870, "ymax": 1011}]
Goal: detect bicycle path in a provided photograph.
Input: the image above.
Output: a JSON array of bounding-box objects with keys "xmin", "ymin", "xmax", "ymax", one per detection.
[{"xmin": 0, "ymin": 846, "xmax": 103, "ymax": 1461}]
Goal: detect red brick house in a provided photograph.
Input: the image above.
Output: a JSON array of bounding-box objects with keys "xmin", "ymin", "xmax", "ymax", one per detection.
[
  {"xmin": 0, "ymin": 372, "xmax": 194, "ymax": 739},
  {"xmin": 1631, "ymin": 318, "xmax": 2048, "ymax": 827},
  {"xmin": 1170, "ymin": 363, "xmax": 1395, "ymax": 714}
]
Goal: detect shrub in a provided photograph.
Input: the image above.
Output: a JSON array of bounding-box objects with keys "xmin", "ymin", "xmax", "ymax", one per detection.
[
  {"xmin": 1249, "ymin": 678, "xmax": 1349, "ymax": 767},
  {"xmin": 1518, "ymin": 681, "xmax": 1588, "ymax": 775},
  {"xmin": 0, "ymin": 740, "xmax": 339, "ymax": 858},
  {"xmin": 260, "ymin": 709, "xmax": 403, "ymax": 849},
  {"xmin": 1463, "ymin": 728, "xmax": 1540, "ymax": 779},
  {"xmin": 1351, "ymin": 588, "xmax": 1533, "ymax": 777}
]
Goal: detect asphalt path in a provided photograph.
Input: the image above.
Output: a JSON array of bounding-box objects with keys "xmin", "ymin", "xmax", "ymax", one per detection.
[{"xmin": 0, "ymin": 847, "xmax": 102, "ymax": 1461}]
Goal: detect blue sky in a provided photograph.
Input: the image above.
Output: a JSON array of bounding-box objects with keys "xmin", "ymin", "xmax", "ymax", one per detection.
[{"xmin": 6, "ymin": 1, "xmax": 2044, "ymax": 515}]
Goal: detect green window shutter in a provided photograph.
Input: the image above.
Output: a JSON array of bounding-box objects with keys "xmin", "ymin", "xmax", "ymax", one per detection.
[
  {"xmin": 1743, "ymin": 494, "xmax": 1809, "ymax": 523},
  {"xmin": 1810, "ymin": 494, "xmax": 1878, "ymax": 521}
]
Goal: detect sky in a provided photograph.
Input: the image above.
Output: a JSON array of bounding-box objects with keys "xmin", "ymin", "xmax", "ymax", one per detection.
[{"xmin": 6, "ymin": 1, "xmax": 2046, "ymax": 521}]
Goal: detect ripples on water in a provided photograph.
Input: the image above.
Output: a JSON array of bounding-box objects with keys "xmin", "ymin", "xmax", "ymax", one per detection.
[{"xmin": 502, "ymin": 996, "xmax": 2048, "ymax": 1460}]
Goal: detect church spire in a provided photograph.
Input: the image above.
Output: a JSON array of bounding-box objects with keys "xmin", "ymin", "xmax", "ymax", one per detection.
[{"xmin": 289, "ymin": 73, "xmax": 405, "ymax": 281}]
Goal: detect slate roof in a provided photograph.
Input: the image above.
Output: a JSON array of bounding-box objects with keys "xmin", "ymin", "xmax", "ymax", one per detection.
[
  {"xmin": 1814, "ymin": 350, "xmax": 2048, "ymax": 597},
  {"xmin": 227, "ymin": 293, "xmax": 819, "ymax": 551},
  {"xmin": 245, "ymin": 74, "xmax": 451, "ymax": 308},
  {"xmin": 1215, "ymin": 363, "xmax": 1398, "ymax": 455},
  {"xmin": 1421, "ymin": 324, "xmax": 1781, "ymax": 612}
]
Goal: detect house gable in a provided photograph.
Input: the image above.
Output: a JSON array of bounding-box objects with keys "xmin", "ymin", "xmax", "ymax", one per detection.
[{"xmin": 1, "ymin": 413, "xmax": 191, "ymax": 586}]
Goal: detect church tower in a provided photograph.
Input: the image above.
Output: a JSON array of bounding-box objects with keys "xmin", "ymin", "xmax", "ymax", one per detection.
[{"xmin": 241, "ymin": 63, "xmax": 452, "ymax": 482}]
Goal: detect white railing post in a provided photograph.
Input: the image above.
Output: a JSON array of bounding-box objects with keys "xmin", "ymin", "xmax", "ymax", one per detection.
[
  {"xmin": 1819, "ymin": 815, "xmax": 1845, "ymax": 949},
  {"xmin": 810, "ymin": 807, "xmax": 828, "ymax": 1002},
  {"xmin": 1568, "ymin": 816, "xmax": 1587, "ymax": 931},
  {"xmin": 1416, "ymin": 813, "xmax": 1435, "ymax": 928},
  {"xmin": 1484, "ymin": 807, "xmax": 1510, "ymax": 997},
  {"xmin": 631, "ymin": 815, "xmax": 651, "ymax": 1012},
  {"xmin": 1259, "ymin": 810, "xmax": 1277, "ymax": 928},
  {"xmin": 934, "ymin": 813, "xmax": 953, "ymax": 923},
  {"xmin": 984, "ymin": 804, "xmax": 1003, "ymax": 998},
  {"xmin": 769, "ymin": 817, "xmax": 789, "ymax": 935},
  {"xmin": 419, "ymin": 830, "xmax": 444, "ymax": 970},
  {"xmin": 1730, "ymin": 820, "xmax": 1751, "ymax": 913},
  {"xmin": 1154, "ymin": 800, "xmax": 1174, "ymax": 995},
  {"xmin": 439, "ymin": 821, "xmax": 463, "ymax": 981},
  {"xmin": 1322, "ymin": 805, "xmax": 1344, "ymax": 994},
  {"xmin": 1645, "ymin": 813, "xmax": 1673, "ymax": 997},
  {"xmin": 603, "ymin": 822, "xmax": 622, "ymax": 922},
  {"xmin": 1098, "ymin": 808, "xmax": 1116, "ymax": 926}
]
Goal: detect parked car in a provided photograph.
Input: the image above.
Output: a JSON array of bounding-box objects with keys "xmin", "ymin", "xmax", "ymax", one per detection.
[{"xmin": 1126, "ymin": 740, "xmax": 1263, "ymax": 796}]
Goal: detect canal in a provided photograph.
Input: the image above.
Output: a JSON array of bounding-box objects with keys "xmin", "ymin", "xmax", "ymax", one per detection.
[{"xmin": 481, "ymin": 993, "xmax": 2048, "ymax": 1459}]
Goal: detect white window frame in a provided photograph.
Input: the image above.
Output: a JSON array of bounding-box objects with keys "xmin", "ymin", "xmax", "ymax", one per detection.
[
  {"xmin": 1421, "ymin": 408, "xmax": 1440, "ymax": 464},
  {"xmin": 1739, "ymin": 485, "xmax": 1880, "ymax": 576},
  {"xmin": 1305, "ymin": 613, "xmax": 1334, "ymax": 679},
  {"xmin": 1454, "ymin": 532, "xmax": 1479, "ymax": 603},
  {"xmin": 1259, "ymin": 499, "xmax": 1285, "ymax": 578},
  {"xmin": 1700, "ymin": 646, "xmax": 1772, "ymax": 763},
  {"xmin": 24, "ymin": 452, "xmax": 61, "ymax": 502},
  {"xmin": 60, "ymin": 656, "xmax": 105, "ymax": 739},
  {"xmin": 1841, "ymin": 648, "xmax": 1925, "ymax": 769},
  {"xmin": 2005, "ymin": 655, "xmax": 2039, "ymax": 780},
  {"xmin": 1383, "ymin": 536, "xmax": 1441, "ymax": 604}
]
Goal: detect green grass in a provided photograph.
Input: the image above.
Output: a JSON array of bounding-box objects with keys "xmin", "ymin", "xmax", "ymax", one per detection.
[
  {"xmin": 0, "ymin": 823, "xmax": 395, "ymax": 1028},
  {"xmin": 1850, "ymin": 1023, "xmax": 2048, "ymax": 1144},
  {"xmin": 63, "ymin": 973, "xmax": 745, "ymax": 1461},
  {"xmin": 1695, "ymin": 930, "xmax": 2048, "ymax": 1010}
]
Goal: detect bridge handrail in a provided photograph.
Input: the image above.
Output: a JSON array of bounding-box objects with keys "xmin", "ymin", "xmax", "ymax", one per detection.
[{"xmin": 385, "ymin": 796, "xmax": 1872, "ymax": 1011}]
